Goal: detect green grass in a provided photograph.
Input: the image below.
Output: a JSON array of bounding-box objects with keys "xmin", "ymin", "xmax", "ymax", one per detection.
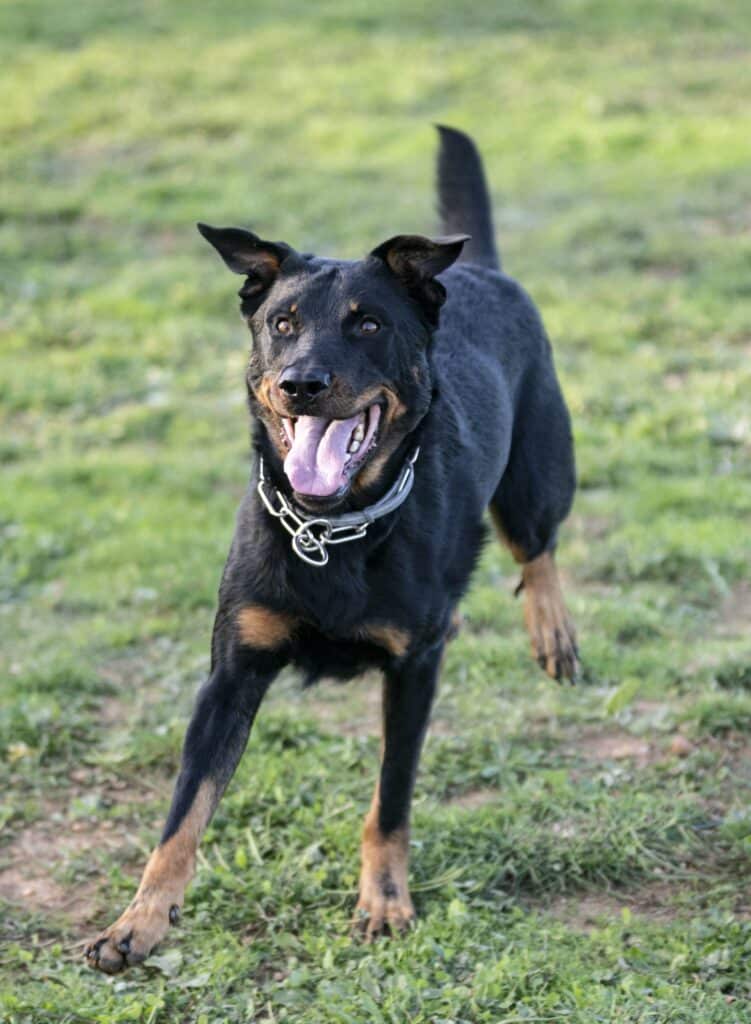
[{"xmin": 2, "ymin": 0, "xmax": 751, "ymax": 1020}]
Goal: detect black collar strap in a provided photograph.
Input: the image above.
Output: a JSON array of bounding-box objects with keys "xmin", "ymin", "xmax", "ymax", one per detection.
[{"xmin": 257, "ymin": 447, "xmax": 420, "ymax": 567}]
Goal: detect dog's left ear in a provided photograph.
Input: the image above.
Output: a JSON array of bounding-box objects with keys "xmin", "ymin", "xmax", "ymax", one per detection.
[
  {"xmin": 370, "ymin": 233, "xmax": 470, "ymax": 324},
  {"xmin": 197, "ymin": 223, "xmax": 295, "ymax": 311}
]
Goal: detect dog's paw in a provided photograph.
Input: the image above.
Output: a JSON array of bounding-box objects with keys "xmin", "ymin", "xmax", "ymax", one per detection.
[
  {"xmin": 525, "ymin": 594, "xmax": 579, "ymax": 682},
  {"xmin": 351, "ymin": 889, "xmax": 415, "ymax": 943},
  {"xmin": 354, "ymin": 821, "xmax": 415, "ymax": 942},
  {"xmin": 84, "ymin": 898, "xmax": 180, "ymax": 974},
  {"xmin": 530, "ymin": 610, "xmax": 579, "ymax": 683},
  {"xmin": 521, "ymin": 554, "xmax": 579, "ymax": 683}
]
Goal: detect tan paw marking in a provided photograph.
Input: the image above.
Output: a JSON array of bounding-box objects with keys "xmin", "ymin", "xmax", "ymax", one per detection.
[
  {"xmin": 521, "ymin": 552, "xmax": 578, "ymax": 682},
  {"xmin": 353, "ymin": 819, "xmax": 415, "ymax": 942},
  {"xmin": 84, "ymin": 895, "xmax": 180, "ymax": 974}
]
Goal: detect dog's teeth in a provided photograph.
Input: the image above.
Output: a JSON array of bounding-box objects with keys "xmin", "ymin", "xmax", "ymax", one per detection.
[
  {"xmin": 348, "ymin": 439, "xmax": 361, "ymax": 454},
  {"xmin": 344, "ymin": 453, "xmax": 351, "ymax": 464},
  {"xmin": 353, "ymin": 423, "xmax": 365, "ymax": 443}
]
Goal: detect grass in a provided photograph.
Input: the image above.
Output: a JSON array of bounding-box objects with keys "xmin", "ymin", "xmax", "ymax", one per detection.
[{"xmin": 1, "ymin": 0, "xmax": 751, "ymax": 1020}]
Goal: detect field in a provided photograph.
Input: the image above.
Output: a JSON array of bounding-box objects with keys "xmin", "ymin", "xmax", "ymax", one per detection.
[{"xmin": 2, "ymin": 1, "xmax": 751, "ymax": 1020}]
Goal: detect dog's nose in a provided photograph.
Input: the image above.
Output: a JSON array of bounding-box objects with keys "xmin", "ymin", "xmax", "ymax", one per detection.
[{"xmin": 278, "ymin": 367, "xmax": 332, "ymax": 402}]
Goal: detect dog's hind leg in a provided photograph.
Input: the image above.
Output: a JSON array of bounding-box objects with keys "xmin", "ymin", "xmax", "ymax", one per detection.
[
  {"xmin": 353, "ymin": 642, "xmax": 442, "ymax": 941},
  {"xmin": 489, "ymin": 374, "xmax": 579, "ymax": 682}
]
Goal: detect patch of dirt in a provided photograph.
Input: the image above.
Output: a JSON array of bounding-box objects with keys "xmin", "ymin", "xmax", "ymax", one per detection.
[
  {"xmin": 696, "ymin": 208, "xmax": 751, "ymax": 239},
  {"xmin": 717, "ymin": 581, "xmax": 751, "ymax": 638},
  {"xmin": 444, "ymin": 788, "xmax": 499, "ymax": 809},
  {"xmin": 549, "ymin": 867, "xmax": 751, "ymax": 931},
  {"xmin": 0, "ymin": 817, "xmax": 141, "ymax": 928},
  {"xmin": 568, "ymin": 722, "xmax": 708, "ymax": 769},
  {"xmin": 647, "ymin": 264, "xmax": 689, "ymax": 281},
  {"xmin": 548, "ymin": 881, "xmax": 681, "ymax": 931},
  {"xmin": 632, "ymin": 699, "xmax": 669, "ymax": 715},
  {"xmin": 663, "ymin": 371, "xmax": 689, "ymax": 392},
  {"xmin": 98, "ymin": 695, "xmax": 129, "ymax": 725},
  {"xmin": 566, "ymin": 727, "xmax": 657, "ymax": 767},
  {"xmin": 572, "ymin": 514, "xmax": 612, "ymax": 541},
  {"xmin": 425, "ymin": 716, "xmax": 456, "ymax": 738}
]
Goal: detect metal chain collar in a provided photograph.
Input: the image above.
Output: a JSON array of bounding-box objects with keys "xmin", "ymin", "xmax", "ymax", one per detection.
[{"xmin": 257, "ymin": 447, "xmax": 420, "ymax": 567}]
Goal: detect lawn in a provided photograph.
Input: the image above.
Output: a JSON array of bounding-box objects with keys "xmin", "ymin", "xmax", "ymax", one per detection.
[{"xmin": 1, "ymin": 0, "xmax": 751, "ymax": 1020}]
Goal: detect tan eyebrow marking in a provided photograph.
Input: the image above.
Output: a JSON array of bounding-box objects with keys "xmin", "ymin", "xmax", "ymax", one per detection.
[
  {"xmin": 289, "ymin": 302, "xmax": 298, "ymax": 313},
  {"xmin": 349, "ymin": 300, "xmax": 360, "ymax": 313}
]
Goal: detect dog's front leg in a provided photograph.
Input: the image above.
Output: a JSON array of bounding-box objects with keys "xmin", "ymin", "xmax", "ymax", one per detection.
[
  {"xmin": 354, "ymin": 642, "xmax": 442, "ymax": 941},
  {"xmin": 85, "ymin": 642, "xmax": 284, "ymax": 973}
]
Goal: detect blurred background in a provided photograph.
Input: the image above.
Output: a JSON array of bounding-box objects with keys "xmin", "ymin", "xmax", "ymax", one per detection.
[{"xmin": 1, "ymin": 2, "xmax": 751, "ymax": 1021}]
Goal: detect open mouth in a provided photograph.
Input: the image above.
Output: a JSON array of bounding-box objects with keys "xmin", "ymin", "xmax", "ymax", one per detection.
[{"xmin": 280, "ymin": 403, "xmax": 381, "ymax": 499}]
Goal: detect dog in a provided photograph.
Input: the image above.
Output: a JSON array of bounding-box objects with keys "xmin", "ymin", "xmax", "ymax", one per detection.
[{"xmin": 85, "ymin": 126, "xmax": 577, "ymax": 972}]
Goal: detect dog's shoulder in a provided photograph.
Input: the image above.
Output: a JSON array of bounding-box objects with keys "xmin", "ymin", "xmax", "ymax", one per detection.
[{"xmin": 439, "ymin": 264, "xmax": 548, "ymax": 350}]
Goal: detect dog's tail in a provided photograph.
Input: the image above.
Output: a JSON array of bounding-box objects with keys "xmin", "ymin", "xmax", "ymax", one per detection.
[{"xmin": 435, "ymin": 125, "xmax": 500, "ymax": 270}]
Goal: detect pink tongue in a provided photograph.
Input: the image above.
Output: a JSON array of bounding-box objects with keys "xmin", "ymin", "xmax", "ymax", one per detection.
[{"xmin": 284, "ymin": 414, "xmax": 360, "ymax": 496}]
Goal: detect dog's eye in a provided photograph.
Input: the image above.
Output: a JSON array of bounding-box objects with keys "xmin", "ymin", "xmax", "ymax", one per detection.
[
  {"xmin": 275, "ymin": 317, "xmax": 294, "ymax": 336},
  {"xmin": 360, "ymin": 317, "xmax": 380, "ymax": 335}
]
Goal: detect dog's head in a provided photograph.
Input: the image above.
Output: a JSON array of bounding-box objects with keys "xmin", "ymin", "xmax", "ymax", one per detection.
[{"xmin": 198, "ymin": 223, "xmax": 467, "ymax": 510}]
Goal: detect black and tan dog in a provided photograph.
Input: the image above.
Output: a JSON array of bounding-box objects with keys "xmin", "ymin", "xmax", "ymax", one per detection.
[{"xmin": 85, "ymin": 126, "xmax": 577, "ymax": 972}]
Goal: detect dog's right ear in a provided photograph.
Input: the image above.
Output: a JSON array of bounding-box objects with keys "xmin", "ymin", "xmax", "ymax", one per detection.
[{"xmin": 197, "ymin": 223, "xmax": 293, "ymax": 309}]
